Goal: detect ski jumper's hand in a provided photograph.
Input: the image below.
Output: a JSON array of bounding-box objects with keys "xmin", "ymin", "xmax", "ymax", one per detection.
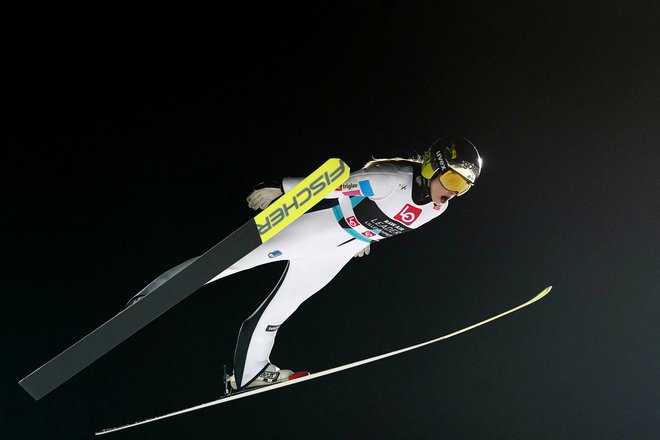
[
  {"xmin": 354, "ymin": 244, "xmax": 371, "ymax": 258},
  {"xmin": 247, "ymin": 181, "xmax": 284, "ymax": 210}
]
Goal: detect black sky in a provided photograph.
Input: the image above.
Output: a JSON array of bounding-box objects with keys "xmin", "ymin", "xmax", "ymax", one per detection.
[{"xmin": 4, "ymin": 2, "xmax": 660, "ymax": 439}]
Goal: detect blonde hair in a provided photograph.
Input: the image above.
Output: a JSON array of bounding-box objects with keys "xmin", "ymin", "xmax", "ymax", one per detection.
[{"xmin": 363, "ymin": 155, "xmax": 423, "ymax": 169}]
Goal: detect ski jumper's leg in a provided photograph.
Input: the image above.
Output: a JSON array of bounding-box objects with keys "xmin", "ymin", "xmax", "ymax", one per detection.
[
  {"xmin": 125, "ymin": 256, "xmax": 200, "ymax": 306},
  {"xmin": 126, "ymin": 229, "xmax": 283, "ymax": 306},
  {"xmin": 130, "ymin": 208, "xmax": 360, "ymax": 305},
  {"xmin": 232, "ymin": 243, "xmax": 363, "ymax": 388}
]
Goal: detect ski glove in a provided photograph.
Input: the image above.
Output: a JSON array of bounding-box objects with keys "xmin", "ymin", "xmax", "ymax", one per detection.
[
  {"xmin": 247, "ymin": 181, "xmax": 284, "ymax": 210},
  {"xmin": 354, "ymin": 244, "xmax": 371, "ymax": 258}
]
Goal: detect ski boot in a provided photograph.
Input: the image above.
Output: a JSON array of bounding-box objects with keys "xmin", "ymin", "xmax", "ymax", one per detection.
[{"xmin": 224, "ymin": 363, "xmax": 309, "ymax": 395}]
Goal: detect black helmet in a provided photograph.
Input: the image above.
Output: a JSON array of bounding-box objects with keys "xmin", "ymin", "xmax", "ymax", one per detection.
[{"xmin": 421, "ymin": 136, "xmax": 482, "ymax": 194}]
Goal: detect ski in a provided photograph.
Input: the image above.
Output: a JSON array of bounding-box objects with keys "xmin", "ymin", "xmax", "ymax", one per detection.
[
  {"xmin": 96, "ymin": 285, "xmax": 553, "ymax": 436},
  {"xmin": 19, "ymin": 158, "xmax": 350, "ymax": 401}
]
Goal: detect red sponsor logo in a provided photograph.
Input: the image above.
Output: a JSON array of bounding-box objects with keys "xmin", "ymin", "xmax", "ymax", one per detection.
[
  {"xmin": 362, "ymin": 231, "xmax": 377, "ymax": 238},
  {"xmin": 394, "ymin": 204, "xmax": 422, "ymax": 226},
  {"xmin": 346, "ymin": 216, "xmax": 360, "ymax": 227}
]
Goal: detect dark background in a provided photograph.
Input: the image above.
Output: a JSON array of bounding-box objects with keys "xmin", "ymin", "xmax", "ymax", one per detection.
[{"xmin": 3, "ymin": 2, "xmax": 659, "ymax": 439}]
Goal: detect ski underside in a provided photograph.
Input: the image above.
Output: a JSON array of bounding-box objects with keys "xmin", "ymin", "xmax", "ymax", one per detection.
[{"xmin": 97, "ymin": 285, "xmax": 553, "ymax": 436}]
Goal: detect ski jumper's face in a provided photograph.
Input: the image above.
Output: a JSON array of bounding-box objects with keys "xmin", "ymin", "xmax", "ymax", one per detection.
[{"xmin": 429, "ymin": 176, "xmax": 459, "ymax": 205}]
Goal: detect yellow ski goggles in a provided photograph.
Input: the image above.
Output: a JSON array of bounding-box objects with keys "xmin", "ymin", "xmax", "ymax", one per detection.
[{"xmin": 438, "ymin": 169, "xmax": 472, "ymax": 196}]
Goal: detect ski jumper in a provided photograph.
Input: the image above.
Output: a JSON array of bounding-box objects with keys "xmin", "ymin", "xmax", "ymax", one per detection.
[{"xmin": 132, "ymin": 162, "xmax": 449, "ymax": 388}]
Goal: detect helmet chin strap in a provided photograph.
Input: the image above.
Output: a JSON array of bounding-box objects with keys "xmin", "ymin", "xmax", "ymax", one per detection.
[{"xmin": 412, "ymin": 173, "xmax": 433, "ymax": 205}]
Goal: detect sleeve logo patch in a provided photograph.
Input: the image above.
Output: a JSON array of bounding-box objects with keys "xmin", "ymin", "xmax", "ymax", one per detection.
[
  {"xmin": 346, "ymin": 216, "xmax": 361, "ymax": 227},
  {"xmin": 358, "ymin": 180, "xmax": 375, "ymax": 196},
  {"xmin": 340, "ymin": 180, "xmax": 375, "ymax": 197}
]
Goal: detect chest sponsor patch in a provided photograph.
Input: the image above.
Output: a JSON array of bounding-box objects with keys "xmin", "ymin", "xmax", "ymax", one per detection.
[{"xmin": 394, "ymin": 204, "xmax": 422, "ymax": 226}]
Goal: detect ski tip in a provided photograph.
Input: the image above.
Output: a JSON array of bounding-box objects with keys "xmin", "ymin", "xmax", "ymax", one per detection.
[{"xmin": 534, "ymin": 285, "xmax": 553, "ymax": 300}]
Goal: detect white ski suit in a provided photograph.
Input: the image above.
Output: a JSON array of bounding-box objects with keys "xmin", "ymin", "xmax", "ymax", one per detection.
[{"xmin": 133, "ymin": 161, "xmax": 449, "ymax": 388}]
